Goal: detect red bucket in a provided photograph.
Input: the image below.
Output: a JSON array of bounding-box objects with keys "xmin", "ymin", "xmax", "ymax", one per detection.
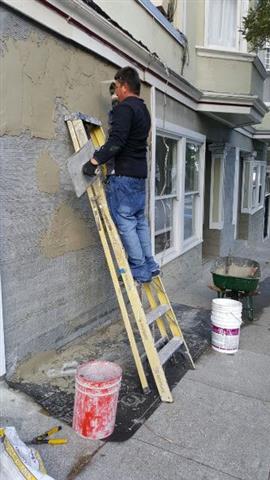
[{"xmin": 72, "ymin": 360, "xmax": 122, "ymax": 439}]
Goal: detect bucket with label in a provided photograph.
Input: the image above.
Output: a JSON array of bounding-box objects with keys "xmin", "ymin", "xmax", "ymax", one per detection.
[
  {"xmin": 72, "ymin": 360, "xmax": 122, "ymax": 439},
  {"xmin": 211, "ymin": 299, "xmax": 242, "ymax": 354}
]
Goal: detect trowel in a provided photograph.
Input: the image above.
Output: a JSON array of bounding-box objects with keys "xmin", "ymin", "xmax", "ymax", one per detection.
[
  {"xmin": 65, "ymin": 112, "xmax": 103, "ymax": 198},
  {"xmin": 67, "ymin": 139, "xmax": 99, "ymax": 198}
]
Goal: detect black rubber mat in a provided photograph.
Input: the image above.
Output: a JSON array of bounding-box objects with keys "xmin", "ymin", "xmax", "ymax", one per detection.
[{"xmin": 8, "ymin": 304, "xmax": 211, "ymax": 441}]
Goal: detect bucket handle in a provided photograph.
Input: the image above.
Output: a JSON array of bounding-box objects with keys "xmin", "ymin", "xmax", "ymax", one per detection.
[
  {"xmin": 75, "ymin": 385, "xmax": 120, "ymax": 398},
  {"xmin": 229, "ymin": 310, "xmax": 243, "ymax": 325}
]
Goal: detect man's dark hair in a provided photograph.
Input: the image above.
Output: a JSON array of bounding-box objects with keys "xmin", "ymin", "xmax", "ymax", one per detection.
[{"xmin": 114, "ymin": 67, "xmax": 141, "ymax": 95}]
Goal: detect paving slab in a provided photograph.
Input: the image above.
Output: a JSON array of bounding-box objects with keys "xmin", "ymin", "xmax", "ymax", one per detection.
[
  {"xmin": 0, "ymin": 381, "xmax": 103, "ymax": 480},
  {"xmin": 134, "ymin": 378, "xmax": 270, "ymax": 480},
  {"xmin": 77, "ymin": 437, "xmax": 240, "ymax": 480},
  {"xmin": 256, "ymin": 310, "xmax": 270, "ymax": 327},
  {"xmin": 185, "ymin": 349, "xmax": 270, "ymax": 402},
  {"xmin": 239, "ymin": 323, "xmax": 270, "ymax": 356}
]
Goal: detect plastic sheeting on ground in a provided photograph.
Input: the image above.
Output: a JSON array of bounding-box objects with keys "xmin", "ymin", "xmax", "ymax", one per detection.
[{"xmin": 0, "ymin": 426, "xmax": 55, "ymax": 480}]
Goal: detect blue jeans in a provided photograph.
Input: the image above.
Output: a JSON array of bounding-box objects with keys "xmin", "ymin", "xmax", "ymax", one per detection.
[{"xmin": 106, "ymin": 176, "xmax": 159, "ymax": 282}]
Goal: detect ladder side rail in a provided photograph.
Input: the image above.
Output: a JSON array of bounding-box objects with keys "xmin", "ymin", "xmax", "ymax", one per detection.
[
  {"xmin": 87, "ymin": 185, "xmax": 149, "ymax": 392},
  {"xmin": 94, "ymin": 181, "xmax": 173, "ymax": 402},
  {"xmin": 67, "ymin": 119, "xmax": 149, "ymax": 391},
  {"xmin": 152, "ymin": 277, "xmax": 195, "ymax": 369}
]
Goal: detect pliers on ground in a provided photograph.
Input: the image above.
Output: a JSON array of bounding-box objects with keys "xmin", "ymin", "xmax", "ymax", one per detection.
[{"xmin": 29, "ymin": 426, "xmax": 68, "ymax": 445}]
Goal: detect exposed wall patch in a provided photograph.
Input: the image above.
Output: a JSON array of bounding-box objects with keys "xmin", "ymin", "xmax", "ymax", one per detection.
[
  {"xmin": 41, "ymin": 203, "xmax": 93, "ymax": 258},
  {"xmin": 36, "ymin": 150, "xmax": 60, "ymax": 193}
]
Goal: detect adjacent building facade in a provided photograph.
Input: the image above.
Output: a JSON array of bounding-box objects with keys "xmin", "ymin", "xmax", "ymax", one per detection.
[{"xmin": 0, "ymin": 0, "xmax": 269, "ymax": 375}]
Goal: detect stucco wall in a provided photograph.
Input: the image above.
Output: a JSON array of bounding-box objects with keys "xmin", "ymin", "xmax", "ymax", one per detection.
[
  {"xmin": 0, "ymin": 6, "xmax": 153, "ymax": 373},
  {"xmin": 196, "ymin": 56, "xmax": 253, "ymax": 95}
]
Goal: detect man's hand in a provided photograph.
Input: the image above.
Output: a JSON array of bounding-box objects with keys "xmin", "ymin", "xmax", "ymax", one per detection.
[
  {"xmin": 82, "ymin": 161, "xmax": 97, "ymax": 177},
  {"xmin": 91, "ymin": 158, "xmax": 98, "ymax": 165}
]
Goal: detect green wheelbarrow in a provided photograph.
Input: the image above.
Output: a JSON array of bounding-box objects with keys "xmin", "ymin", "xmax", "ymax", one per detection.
[{"xmin": 210, "ymin": 256, "xmax": 261, "ymax": 322}]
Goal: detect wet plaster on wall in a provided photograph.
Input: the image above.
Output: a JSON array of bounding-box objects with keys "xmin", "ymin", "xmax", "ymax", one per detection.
[
  {"xmin": 40, "ymin": 202, "xmax": 94, "ymax": 258},
  {"xmin": 0, "ymin": 29, "xmax": 117, "ymax": 138},
  {"xmin": 36, "ymin": 150, "xmax": 60, "ymax": 194},
  {"xmin": 0, "ymin": 5, "xmax": 152, "ymax": 141}
]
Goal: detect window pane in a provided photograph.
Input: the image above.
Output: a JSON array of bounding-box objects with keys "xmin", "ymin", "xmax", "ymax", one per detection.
[
  {"xmin": 184, "ymin": 195, "xmax": 195, "ymax": 240},
  {"xmin": 155, "ymin": 198, "xmax": 173, "ymax": 233},
  {"xmin": 185, "ymin": 142, "xmax": 200, "ymax": 192},
  {"xmin": 252, "ymin": 166, "xmax": 258, "ymax": 187},
  {"xmin": 207, "ymin": 0, "xmax": 237, "ymax": 48},
  {"xmin": 155, "ymin": 136, "xmax": 177, "ymax": 196},
  {"xmin": 155, "ymin": 231, "xmax": 172, "ymax": 255},
  {"xmin": 252, "ymin": 166, "xmax": 258, "ymax": 207}
]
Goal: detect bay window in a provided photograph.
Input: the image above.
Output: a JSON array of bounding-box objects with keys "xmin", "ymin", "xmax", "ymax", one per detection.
[
  {"xmin": 207, "ymin": 0, "xmax": 238, "ymax": 49},
  {"xmin": 153, "ymin": 122, "xmax": 205, "ymax": 263},
  {"xmin": 241, "ymin": 160, "xmax": 266, "ymax": 214},
  {"xmin": 205, "ymin": 0, "xmax": 248, "ymax": 51}
]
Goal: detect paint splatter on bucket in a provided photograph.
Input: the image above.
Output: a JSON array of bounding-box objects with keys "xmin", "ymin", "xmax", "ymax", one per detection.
[
  {"xmin": 72, "ymin": 360, "xmax": 122, "ymax": 439},
  {"xmin": 211, "ymin": 299, "xmax": 242, "ymax": 354}
]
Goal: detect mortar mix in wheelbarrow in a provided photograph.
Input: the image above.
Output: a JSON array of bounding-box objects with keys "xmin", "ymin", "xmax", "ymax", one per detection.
[{"xmin": 209, "ymin": 256, "xmax": 261, "ymax": 322}]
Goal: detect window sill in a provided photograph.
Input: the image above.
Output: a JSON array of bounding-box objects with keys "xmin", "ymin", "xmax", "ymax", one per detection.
[
  {"xmin": 156, "ymin": 247, "xmax": 179, "ymax": 267},
  {"xmin": 196, "ymin": 46, "xmax": 255, "ymax": 62},
  {"xmin": 156, "ymin": 238, "xmax": 203, "ymax": 266},
  {"xmin": 242, "ymin": 205, "xmax": 264, "ymax": 216},
  {"xmin": 182, "ymin": 237, "xmax": 203, "ymax": 255}
]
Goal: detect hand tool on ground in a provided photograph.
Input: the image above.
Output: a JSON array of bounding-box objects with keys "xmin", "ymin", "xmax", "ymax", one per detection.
[{"xmin": 28, "ymin": 426, "xmax": 68, "ymax": 445}]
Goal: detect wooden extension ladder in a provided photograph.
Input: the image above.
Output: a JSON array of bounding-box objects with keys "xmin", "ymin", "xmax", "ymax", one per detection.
[{"xmin": 65, "ymin": 113, "xmax": 194, "ymax": 403}]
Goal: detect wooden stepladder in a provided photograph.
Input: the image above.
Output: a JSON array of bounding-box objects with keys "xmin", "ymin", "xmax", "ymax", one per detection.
[{"xmin": 65, "ymin": 113, "xmax": 194, "ymax": 403}]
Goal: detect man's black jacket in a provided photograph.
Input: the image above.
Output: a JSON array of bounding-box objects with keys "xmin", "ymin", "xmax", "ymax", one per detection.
[{"xmin": 94, "ymin": 96, "xmax": 151, "ymax": 178}]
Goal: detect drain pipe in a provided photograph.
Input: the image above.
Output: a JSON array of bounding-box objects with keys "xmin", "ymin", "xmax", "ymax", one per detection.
[{"xmin": 0, "ymin": 275, "xmax": 6, "ymax": 377}]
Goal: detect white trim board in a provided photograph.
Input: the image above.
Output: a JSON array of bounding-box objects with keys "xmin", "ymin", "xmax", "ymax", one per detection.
[{"xmin": 155, "ymin": 119, "xmax": 206, "ymax": 142}]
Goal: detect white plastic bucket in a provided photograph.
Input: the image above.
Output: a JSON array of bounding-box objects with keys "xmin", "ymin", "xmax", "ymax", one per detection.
[
  {"xmin": 212, "ymin": 298, "xmax": 242, "ymax": 312},
  {"xmin": 211, "ymin": 299, "xmax": 242, "ymax": 354}
]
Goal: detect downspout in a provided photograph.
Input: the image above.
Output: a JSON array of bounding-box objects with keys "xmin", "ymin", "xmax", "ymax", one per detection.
[{"xmin": 0, "ymin": 275, "xmax": 6, "ymax": 377}]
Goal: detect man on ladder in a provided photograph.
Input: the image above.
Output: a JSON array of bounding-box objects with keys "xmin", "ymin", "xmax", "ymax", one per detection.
[{"xmin": 83, "ymin": 66, "xmax": 160, "ymax": 284}]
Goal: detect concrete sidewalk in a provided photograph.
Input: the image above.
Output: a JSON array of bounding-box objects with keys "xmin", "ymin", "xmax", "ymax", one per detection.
[{"xmin": 1, "ymin": 242, "xmax": 270, "ymax": 480}]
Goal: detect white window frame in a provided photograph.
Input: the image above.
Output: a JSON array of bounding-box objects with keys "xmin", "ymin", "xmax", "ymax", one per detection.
[
  {"xmin": 241, "ymin": 160, "xmax": 266, "ymax": 214},
  {"xmin": 265, "ymin": 44, "xmax": 270, "ymax": 71},
  {"xmin": 204, "ymin": 0, "xmax": 248, "ymax": 52},
  {"xmin": 151, "ymin": 119, "xmax": 205, "ymax": 265},
  {"xmin": 209, "ymin": 151, "xmax": 225, "ymax": 229}
]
